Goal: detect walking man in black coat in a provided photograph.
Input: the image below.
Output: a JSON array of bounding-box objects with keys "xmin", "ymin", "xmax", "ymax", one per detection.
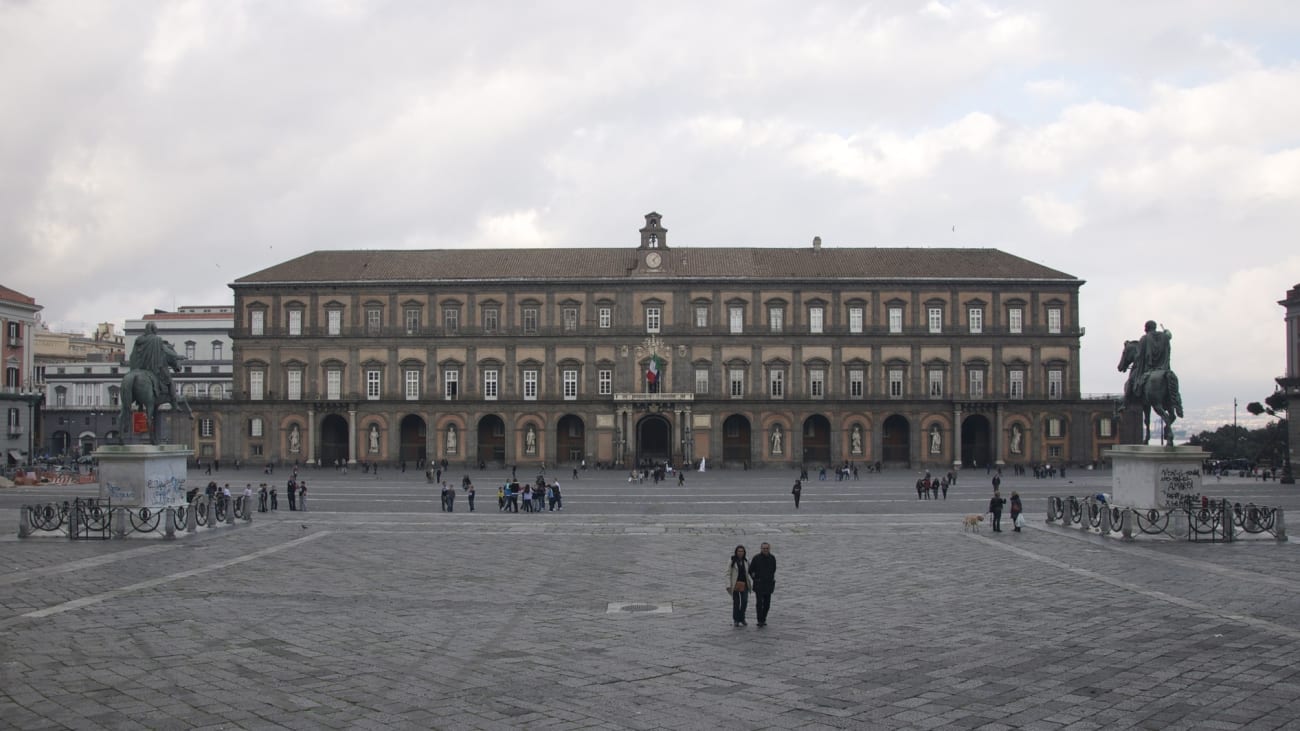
[
  {"xmin": 748, "ymin": 543, "xmax": 777, "ymax": 627},
  {"xmin": 989, "ymin": 490, "xmax": 1006, "ymax": 532}
]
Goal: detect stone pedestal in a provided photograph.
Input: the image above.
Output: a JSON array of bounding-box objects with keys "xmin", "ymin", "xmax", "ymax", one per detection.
[
  {"xmin": 1108, "ymin": 444, "xmax": 1206, "ymax": 510},
  {"xmin": 94, "ymin": 444, "xmax": 193, "ymax": 509}
]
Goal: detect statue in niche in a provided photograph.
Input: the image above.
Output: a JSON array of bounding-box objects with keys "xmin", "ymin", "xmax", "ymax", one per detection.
[
  {"xmin": 289, "ymin": 424, "xmax": 302, "ymax": 454},
  {"xmin": 446, "ymin": 425, "xmax": 458, "ymax": 453},
  {"xmin": 929, "ymin": 425, "xmax": 941, "ymax": 454},
  {"xmin": 525, "ymin": 426, "xmax": 537, "ymax": 454},
  {"xmin": 771, "ymin": 425, "xmax": 783, "ymax": 455},
  {"xmin": 369, "ymin": 424, "xmax": 380, "ymax": 453},
  {"xmin": 850, "ymin": 425, "xmax": 863, "ymax": 455},
  {"xmin": 1010, "ymin": 424, "xmax": 1023, "ymax": 454}
]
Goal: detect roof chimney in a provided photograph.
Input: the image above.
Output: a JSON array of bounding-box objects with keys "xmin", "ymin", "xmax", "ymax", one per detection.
[{"xmin": 812, "ymin": 236, "xmax": 822, "ymax": 252}]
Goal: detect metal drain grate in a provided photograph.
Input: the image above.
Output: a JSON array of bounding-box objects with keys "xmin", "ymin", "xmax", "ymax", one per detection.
[{"xmin": 606, "ymin": 602, "xmax": 673, "ymax": 614}]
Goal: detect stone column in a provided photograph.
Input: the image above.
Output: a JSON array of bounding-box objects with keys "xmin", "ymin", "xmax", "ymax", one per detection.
[
  {"xmin": 994, "ymin": 403, "xmax": 1005, "ymax": 467},
  {"xmin": 952, "ymin": 404, "xmax": 963, "ymax": 471},
  {"xmin": 306, "ymin": 407, "xmax": 316, "ymax": 465},
  {"xmin": 347, "ymin": 408, "xmax": 358, "ymax": 464}
]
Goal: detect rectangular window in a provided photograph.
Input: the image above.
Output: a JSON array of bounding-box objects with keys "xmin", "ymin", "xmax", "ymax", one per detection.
[
  {"xmin": 809, "ymin": 306, "xmax": 824, "ymax": 334},
  {"xmin": 405, "ymin": 308, "xmax": 420, "ymax": 334},
  {"xmin": 929, "ymin": 369, "xmax": 944, "ymax": 398},
  {"xmin": 695, "ymin": 368, "xmax": 709, "ymax": 394},
  {"xmin": 1009, "ymin": 370, "xmax": 1024, "ymax": 400},
  {"xmin": 483, "ymin": 369, "xmax": 498, "ymax": 400},
  {"xmin": 523, "ymin": 370, "xmax": 538, "ymax": 400},
  {"xmin": 1048, "ymin": 308, "xmax": 1062, "ymax": 334},
  {"xmin": 1009, "ymin": 307, "xmax": 1023, "ymax": 334},
  {"xmin": 928, "ymin": 307, "xmax": 942, "ymax": 334},
  {"xmin": 729, "ymin": 368, "xmax": 744, "ymax": 398},
  {"xmin": 287, "ymin": 370, "xmax": 302, "ymax": 401},
  {"xmin": 366, "ymin": 308, "xmax": 382, "ymax": 335},
  {"xmin": 444, "ymin": 308, "xmax": 459, "ymax": 334},
  {"xmin": 327, "ymin": 370, "xmax": 341, "ymax": 400},
  {"xmin": 366, "ymin": 369, "xmax": 381, "ymax": 400},
  {"xmin": 563, "ymin": 369, "xmax": 578, "ymax": 400},
  {"xmin": 212, "ymin": 342, "xmax": 222, "ymax": 361},
  {"xmin": 646, "ymin": 307, "xmax": 661, "ymax": 333},
  {"xmin": 695, "ymin": 306, "xmax": 708, "ymax": 328},
  {"xmin": 562, "ymin": 307, "xmax": 578, "ymax": 332},
  {"xmin": 849, "ymin": 368, "xmax": 864, "ymax": 398},
  {"xmin": 729, "ymin": 306, "xmax": 744, "ymax": 334},
  {"xmin": 483, "ymin": 308, "xmax": 499, "ymax": 333},
  {"xmin": 250, "ymin": 370, "xmax": 264, "ymax": 401},
  {"xmin": 598, "ymin": 307, "xmax": 611, "ymax": 329},
  {"xmin": 969, "ymin": 370, "xmax": 985, "ymax": 399},
  {"xmin": 250, "ymin": 417, "xmax": 263, "ymax": 437},
  {"xmin": 250, "ymin": 310, "xmax": 264, "ymax": 336},
  {"xmin": 849, "ymin": 307, "xmax": 863, "ymax": 334},
  {"xmin": 1048, "ymin": 445, "xmax": 1062, "ymax": 458},
  {"xmin": 327, "ymin": 309, "xmax": 341, "ymax": 336},
  {"xmin": 969, "ymin": 308, "xmax": 983, "ymax": 334},
  {"xmin": 522, "ymin": 308, "xmax": 538, "ymax": 334},
  {"xmin": 769, "ymin": 307, "xmax": 784, "ymax": 333},
  {"xmin": 1048, "ymin": 369, "xmax": 1063, "ymax": 399},
  {"xmin": 1048, "ymin": 418, "xmax": 1062, "ymax": 438},
  {"xmin": 598, "ymin": 369, "xmax": 612, "ymax": 395},
  {"xmin": 404, "ymin": 370, "xmax": 419, "ymax": 400},
  {"xmin": 185, "ymin": 342, "xmax": 196, "ymax": 360},
  {"xmin": 809, "ymin": 369, "xmax": 825, "ymax": 399},
  {"xmin": 769, "ymin": 370, "xmax": 784, "ymax": 399},
  {"xmin": 888, "ymin": 307, "xmax": 903, "ymax": 334},
  {"xmin": 200, "ymin": 418, "xmax": 213, "ymax": 438},
  {"xmin": 1100, "ymin": 418, "xmax": 1113, "ymax": 438},
  {"xmin": 7, "ymin": 407, "xmax": 20, "ymax": 431},
  {"xmin": 288, "ymin": 310, "xmax": 302, "ymax": 336},
  {"xmin": 889, "ymin": 368, "xmax": 904, "ymax": 398},
  {"xmin": 444, "ymin": 369, "xmax": 459, "ymax": 400}
]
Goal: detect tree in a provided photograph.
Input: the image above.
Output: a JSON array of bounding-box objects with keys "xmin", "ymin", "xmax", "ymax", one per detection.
[{"xmin": 1245, "ymin": 389, "xmax": 1292, "ymax": 483}]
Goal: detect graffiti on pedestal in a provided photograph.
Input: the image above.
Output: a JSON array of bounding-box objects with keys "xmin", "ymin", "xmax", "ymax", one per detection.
[{"xmin": 1159, "ymin": 467, "xmax": 1200, "ymax": 508}]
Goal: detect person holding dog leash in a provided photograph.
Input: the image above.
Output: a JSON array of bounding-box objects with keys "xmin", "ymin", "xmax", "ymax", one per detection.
[{"xmin": 988, "ymin": 489, "xmax": 1006, "ymax": 532}]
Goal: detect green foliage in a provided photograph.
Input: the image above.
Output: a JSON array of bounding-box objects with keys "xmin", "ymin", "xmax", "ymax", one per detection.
[{"xmin": 1187, "ymin": 420, "xmax": 1289, "ymax": 465}]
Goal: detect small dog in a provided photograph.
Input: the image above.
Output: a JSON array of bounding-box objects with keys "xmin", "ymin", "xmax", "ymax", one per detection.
[{"xmin": 963, "ymin": 514, "xmax": 985, "ymax": 532}]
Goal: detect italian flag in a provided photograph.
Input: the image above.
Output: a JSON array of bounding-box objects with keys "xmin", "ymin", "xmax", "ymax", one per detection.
[{"xmin": 646, "ymin": 354, "xmax": 665, "ymax": 390}]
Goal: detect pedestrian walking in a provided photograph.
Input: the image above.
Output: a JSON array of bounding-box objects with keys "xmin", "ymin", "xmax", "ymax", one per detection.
[
  {"xmin": 941, "ymin": 476, "xmax": 949, "ymax": 499},
  {"xmin": 297, "ymin": 482, "xmax": 307, "ymax": 512},
  {"xmin": 446, "ymin": 482, "xmax": 455, "ymax": 512},
  {"xmin": 497, "ymin": 483, "xmax": 506, "ymax": 511},
  {"xmin": 287, "ymin": 479, "xmax": 297, "ymax": 511},
  {"xmin": 269, "ymin": 487, "xmax": 278, "ymax": 510},
  {"xmin": 440, "ymin": 483, "xmax": 449, "ymax": 512},
  {"xmin": 258, "ymin": 484, "xmax": 268, "ymax": 512},
  {"xmin": 727, "ymin": 545, "xmax": 751, "ymax": 627},
  {"xmin": 748, "ymin": 542, "xmax": 777, "ymax": 627},
  {"xmin": 466, "ymin": 482, "xmax": 475, "ymax": 512},
  {"xmin": 243, "ymin": 484, "xmax": 254, "ymax": 512},
  {"xmin": 1009, "ymin": 491, "xmax": 1023, "ymax": 532},
  {"xmin": 989, "ymin": 489, "xmax": 1006, "ymax": 532},
  {"xmin": 992, "ymin": 471, "xmax": 1002, "ymax": 491},
  {"xmin": 791, "ymin": 479, "xmax": 802, "ymax": 509},
  {"xmin": 552, "ymin": 480, "xmax": 563, "ymax": 511}
]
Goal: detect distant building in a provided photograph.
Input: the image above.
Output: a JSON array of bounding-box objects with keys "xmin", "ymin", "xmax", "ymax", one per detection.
[
  {"xmin": 219, "ymin": 213, "xmax": 1119, "ymax": 470},
  {"xmin": 41, "ymin": 306, "xmax": 233, "ymax": 457},
  {"xmin": 1278, "ymin": 283, "xmax": 1300, "ymax": 478},
  {"xmin": 0, "ymin": 284, "xmax": 43, "ymax": 466},
  {"xmin": 32, "ymin": 321, "xmax": 125, "ymax": 383}
]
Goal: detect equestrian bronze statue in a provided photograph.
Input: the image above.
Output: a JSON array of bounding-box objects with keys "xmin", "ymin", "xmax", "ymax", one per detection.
[
  {"xmin": 118, "ymin": 322, "xmax": 192, "ymax": 444},
  {"xmin": 1117, "ymin": 320, "xmax": 1185, "ymax": 446}
]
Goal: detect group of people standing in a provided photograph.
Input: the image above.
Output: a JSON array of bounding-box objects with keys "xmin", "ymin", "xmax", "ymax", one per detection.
[
  {"xmin": 726, "ymin": 543, "xmax": 778, "ymax": 627},
  {"xmin": 496, "ymin": 477, "xmax": 563, "ymax": 512},
  {"xmin": 440, "ymin": 481, "xmax": 474, "ymax": 511},
  {"xmin": 987, "ymin": 486, "xmax": 1022, "ymax": 532}
]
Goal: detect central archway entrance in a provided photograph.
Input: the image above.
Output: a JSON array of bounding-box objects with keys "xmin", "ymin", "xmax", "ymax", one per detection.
[
  {"xmin": 882, "ymin": 415, "xmax": 910, "ymax": 466},
  {"xmin": 400, "ymin": 414, "xmax": 426, "ymax": 464},
  {"xmin": 636, "ymin": 414, "xmax": 672, "ymax": 466},
  {"xmin": 477, "ymin": 415, "xmax": 505, "ymax": 466},
  {"xmin": 556, "ymin": 415, "xmax": 585, "ymax": 464},
  {"xmin": 722, "ymin": 414, "xmax": 751, "ymax": 467},
  {"xmin": 801, "ymin": 414, "xmax": 831, "ymax": 466},
  {"xmin": 320, "ymin": 414, "xmax": 349, "ymax": 466},
  {"xmin": 961, "ymin": 414, "xmax": 992, "ymax": 468}
]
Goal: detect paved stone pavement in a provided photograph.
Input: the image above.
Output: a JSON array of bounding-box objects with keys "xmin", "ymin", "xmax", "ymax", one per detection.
[{"xmin": 2, "ymin": 469, "xmax": 1300, "ymax": 730}]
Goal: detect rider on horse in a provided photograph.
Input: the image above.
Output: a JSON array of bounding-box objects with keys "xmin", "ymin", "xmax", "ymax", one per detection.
[{"xmin": 1127, "ymin": 320, "xmax": 1184, "ymax": 419}]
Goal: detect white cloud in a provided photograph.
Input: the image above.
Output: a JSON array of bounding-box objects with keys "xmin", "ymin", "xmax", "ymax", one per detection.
[{"xmin": 1021, "ymin": 193, "xmax": 1084, "ymax": 234}]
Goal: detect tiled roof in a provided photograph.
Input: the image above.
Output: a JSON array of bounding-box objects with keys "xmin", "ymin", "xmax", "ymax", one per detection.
[
  {"xmin": 233, "ymin": 246, "xmax": 1077, "ymax": 286},
  {"xmin": 0, "ymin": 284, "xmax": 38, "ymax": 306}
]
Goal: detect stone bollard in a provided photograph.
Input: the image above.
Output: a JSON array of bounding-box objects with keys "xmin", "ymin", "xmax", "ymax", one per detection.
[
  {"xmin": 1276, "ymin": 508, "xmax": 1288, "ymax": 542},
  {"xmin": 164, "ymin": 507, "xmax": 176, "ymax": 540},
  {"xmin": 1045, "ymin": 497, "xmax": 1056, "ymax": 524},
  {"xmin": 113, "ymin": 507, "xmax": 127, "ymax": 539},
  {"xmin": 18, "ymin": 505, "xmax": 30, "ymax": 539},
  {"xmin": 1120, "ymin": 508, "xmax": 1134, "ymax": 542},
  {"xmin": 68, "ymin": 501, "xmax": 80, "ymax": 541},
  {"xmin": 1100, "ymin": 503, "xmax": 1113, "ymax": 534},
  {"xmin": 187, "ymin": 501, "xmax": 197, "ymax": 533},
  {"xmin": 1221, "ymin": 501, "xmax": 1234, "ymax": 543},
  {"xmin": 243, "ymin": 500, "xmax": 253, "ymax": 523},
  {"xmin": 226, "ymin": 499, "xmax": 235, "ymax": 525}
]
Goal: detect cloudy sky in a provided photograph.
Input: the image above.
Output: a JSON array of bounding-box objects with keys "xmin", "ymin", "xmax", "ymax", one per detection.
[{"xmin": 3, "ymin": 1, "xmax": 1298, "ymax": 433}]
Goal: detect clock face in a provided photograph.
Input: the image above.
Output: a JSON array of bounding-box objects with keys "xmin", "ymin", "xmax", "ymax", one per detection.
[{"xmin": 645, "ymin": 252, "xmax": 662, "ymax": 268}]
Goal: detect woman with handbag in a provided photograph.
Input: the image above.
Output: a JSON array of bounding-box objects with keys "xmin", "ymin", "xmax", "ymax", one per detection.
[
  {"xmin": 727, "ymin": 545, "xmax": 752, "ymax": 627},
  {"xmin": 1009, "ymin": 491, "xmax": 1024, "ymax": 532}
]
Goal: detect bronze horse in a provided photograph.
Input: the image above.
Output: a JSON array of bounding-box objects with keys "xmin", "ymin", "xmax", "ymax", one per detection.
[
  {"xmin": 1117, "ymin": 339, "xmax": 1180, "ymax": 446},
  {"xmin": 118, "ymin": 351, "xmax": 191, "ymax": 445}
]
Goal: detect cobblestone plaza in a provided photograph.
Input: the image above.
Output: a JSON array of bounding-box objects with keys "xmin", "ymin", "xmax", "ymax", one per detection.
[{"xmin": 3, "ymin": 468, "xmax": 1299, "ymax": 730}]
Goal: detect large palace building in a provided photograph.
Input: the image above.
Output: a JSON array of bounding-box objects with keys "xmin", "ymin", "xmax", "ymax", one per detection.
[{"xmin": 217, "ymin": 213, "xmax": 1119, "ymax": 470}]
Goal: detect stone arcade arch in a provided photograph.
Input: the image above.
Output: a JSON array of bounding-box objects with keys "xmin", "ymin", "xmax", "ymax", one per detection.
[
  {"xmin": 556, "ymin": 414, "xmax": 585, "ymax": 464},
  {"xmin": 961, "ymin": 414, "xmax": 993, "ymax": 468},
  {"xmin": 636, "ymin": 414, "xmax": 672, "ymax": 465},
  {"xmin": 721, "ymin": 414, "xmax": 751, "ymax": 467},
  {"xmin": 477, "ymin": 415, "xmax": 506, "ymax": 467},
  {"xmin": 399, "ymin": 414, "xmax": 426, "ymax": 464},
  {"xmin": 801, "ymin": 414, "xmax": 831, "ymax": 466},
  {"xmin": 882, "ymin": 414, "xmax": 911, "ymax": 466},
  {"xmin": 319, "ymin": 414, "xmax": 349, "ymax": 466}
]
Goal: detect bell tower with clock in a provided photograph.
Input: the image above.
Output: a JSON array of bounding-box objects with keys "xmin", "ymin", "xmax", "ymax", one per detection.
[{"xmin": 638, "ymin": 212, "xmax": 667, "ymax": 270}]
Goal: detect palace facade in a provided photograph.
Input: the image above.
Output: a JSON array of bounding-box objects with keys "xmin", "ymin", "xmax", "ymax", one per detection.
[{"xmin": 217, "ymin": 213, "xmax": 1119, "ymax": 470}]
